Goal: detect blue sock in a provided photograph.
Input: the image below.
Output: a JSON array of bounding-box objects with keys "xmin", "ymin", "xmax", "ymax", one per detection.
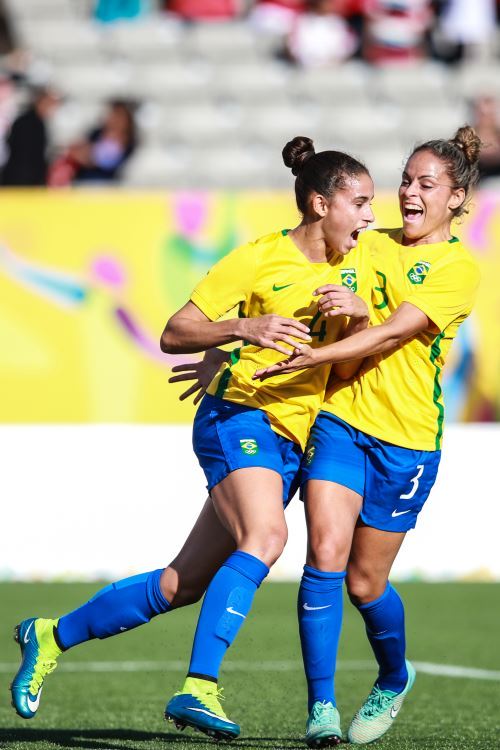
[
  {"xmin": 56, "ymin": 569, "xmax": 171, "ymax": 649},
  {"xmin": 355, "ymin": 583, "xmax": 408, "ymax": 693},
  {"xmin": 188, "ymin": 550, "xmax": 269, "ymax": 681},
  {"xmin": 298, "ymin": 565, "xmax": 346, "ymax": 711}
]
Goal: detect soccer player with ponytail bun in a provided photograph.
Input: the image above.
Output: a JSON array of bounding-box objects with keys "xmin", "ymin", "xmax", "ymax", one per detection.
[
  {"xmin": 11, "ymin": 137, "xmax": 376, "ymax": 740},
  {"xmin": 256, "ymin": 127, "xmax": 481, "ymax": 746}
]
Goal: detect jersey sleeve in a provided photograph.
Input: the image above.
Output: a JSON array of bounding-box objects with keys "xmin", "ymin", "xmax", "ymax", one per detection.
[
  {"xmin": 190, "ymin": 242, "xmax": 257, "ymax": 321},
  {"xmin": 403, "ymin": 255, "xmax": 480, "ymax": 332}
]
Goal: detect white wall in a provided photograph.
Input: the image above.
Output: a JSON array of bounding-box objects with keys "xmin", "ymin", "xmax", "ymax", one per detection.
[{"xmin": 1, "ymin": 424, "xmax": 499, "ymax": 581}]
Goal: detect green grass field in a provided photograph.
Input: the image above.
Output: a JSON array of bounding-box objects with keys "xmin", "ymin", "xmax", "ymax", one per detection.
[{"xmin": 1, "ymin": 582, "xmax": 499, "ymax": 750}]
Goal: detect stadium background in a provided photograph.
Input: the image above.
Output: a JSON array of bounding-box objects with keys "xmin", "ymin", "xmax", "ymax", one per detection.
[{"xmin": 0, "ymin": 3, "xmax": 499, "ymax": 748}]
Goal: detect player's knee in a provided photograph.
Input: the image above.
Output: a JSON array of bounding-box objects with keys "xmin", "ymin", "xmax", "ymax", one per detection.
[
  {"xmin": 170, "ymin": 584, "xmax": 206, "ymax": 608},
  {"xmin": 308, "ymin": 535, "xmax": 350, "ymax": 570},
  {"xmin": 243, "ymin": 526, "xmax": 287, "ymax": 567},
  {"xmin": 345, "ymin": 569, "xmax": 383, "ymax": 605}
]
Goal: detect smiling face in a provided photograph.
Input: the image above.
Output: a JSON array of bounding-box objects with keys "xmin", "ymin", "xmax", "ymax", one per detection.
[
  {"xmin": 399, "ymin": 150, "xmax": 465, "ymax": 245},
  {"xmin": 316, "ymin": 171, "xmax": 375, "ymax": 256}
]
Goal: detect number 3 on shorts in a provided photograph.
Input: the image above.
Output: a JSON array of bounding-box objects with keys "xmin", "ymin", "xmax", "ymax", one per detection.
[{"xmin": 399, "ymin": 465, "xmax": 424, "ymax": 500}]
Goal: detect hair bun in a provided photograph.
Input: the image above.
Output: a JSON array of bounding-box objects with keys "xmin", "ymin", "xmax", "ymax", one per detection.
[
  {"xmin": 452, "ymin": 125, "xmax": 482, "ymax": 165},
  {"xmin": 283, "ymin": 136, "xmax": 315, "ymax": 176}
]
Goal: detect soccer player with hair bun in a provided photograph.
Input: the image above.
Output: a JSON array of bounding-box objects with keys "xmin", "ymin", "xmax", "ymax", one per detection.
[
  {"xmin": 11, "ymin": 137, "xmax": 376, "ymax": 740},
  {"xmin": 255, "ymin": 126, "xmax": 481, "ymax": 746}
]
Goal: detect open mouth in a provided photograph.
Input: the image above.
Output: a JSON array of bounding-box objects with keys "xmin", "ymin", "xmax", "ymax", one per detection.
[
  {"xmin": 350, "ymin": 226, "xmax": 366, "ymax": 242},
  {"xmin": 403, "ymin": 204, "xmax": 423, "ymax": 221}
]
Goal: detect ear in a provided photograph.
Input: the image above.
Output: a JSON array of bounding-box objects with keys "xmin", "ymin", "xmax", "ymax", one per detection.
[
  {"xmin": 310, "ymin": 192, "xmax": 329, "ymax": 217},
  {"xmin": 448, "ymin": 187, "xmax": 465, "ymax": 212}
]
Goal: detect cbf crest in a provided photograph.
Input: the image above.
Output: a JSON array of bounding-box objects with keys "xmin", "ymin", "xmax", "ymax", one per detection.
[
  {"xmin": 341, "ymin": 268, "xmax": 358, "ymax": 292},
  {"xmin": 407, "ymin": 261, "xmax": 430, "ymax": 285}
]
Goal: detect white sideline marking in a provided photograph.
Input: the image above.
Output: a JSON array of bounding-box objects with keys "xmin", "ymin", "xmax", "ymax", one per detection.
[{"xmin": 2, "ymin": 659, "xmax": 500, "ymax": 681}]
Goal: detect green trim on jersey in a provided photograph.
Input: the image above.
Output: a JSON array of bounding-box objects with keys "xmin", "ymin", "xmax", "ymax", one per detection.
[
  {"xmin": 281, "ymin": 229, "xmax": 289, "ymax": 236},
  {"xmin": 449, "ymin": 236, "xmax": 459, "ymax": 243},
  {"xmin": 215, "ymin": 348, "xmax": 242, "ymax": 399},
  {"xmin": 430, "ymin": 331, "xmax": 446, "ymax": 449}
]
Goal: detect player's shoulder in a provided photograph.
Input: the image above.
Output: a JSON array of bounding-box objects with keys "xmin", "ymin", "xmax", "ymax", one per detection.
[
  {"xmin": 249, "ymin": 229, "xmax": 289, "ymax": 252},
  {"xmin": 359, "ymin": 228, "xmax": 401, "ymax": 252},
  {"xmin": 433, "ymin": 238, "xmax": 480, "ymax": 280},
  {"xmin": 223, "ymin": 230, "xmax": 285, "ymax": 265}
]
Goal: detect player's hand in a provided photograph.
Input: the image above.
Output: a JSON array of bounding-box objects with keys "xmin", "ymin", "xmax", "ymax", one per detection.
[
  {"xmin": 237, "ymin": 315, "xmax": 311, "ymax": 356},
  {"xmin": 315, "ymin": 285, "xmax": 369, "ymax": 320},
  {"xmin": 252, "ymin": 344, "xmax": 318, "ymax": 380},
  {"xmin": 169, "ymin": 348, "xmax": 230, "ymax": 404}
]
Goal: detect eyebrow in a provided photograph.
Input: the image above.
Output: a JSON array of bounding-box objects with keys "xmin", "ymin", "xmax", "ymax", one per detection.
[{"xmin": 402, "ymin": 172, "xmax": 439, "ymax": 180}]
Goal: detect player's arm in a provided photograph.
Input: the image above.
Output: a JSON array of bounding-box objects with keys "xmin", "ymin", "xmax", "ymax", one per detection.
[
  {"xmin": 314, "ymin": 283, "xmax": 370, "ymax": 380},
  {"xmin": 253, "ymin": 302, "xmax": 430, "ymax": 378},
  {"xmin": 161, "ymin": 301, "xmax": 243, "ymax": 354},
  {"xmin": 161, "ymin": 301, "xmax": 312, "ymax": 356}
]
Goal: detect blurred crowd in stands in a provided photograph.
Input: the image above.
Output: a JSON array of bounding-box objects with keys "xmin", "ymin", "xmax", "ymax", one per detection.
[
  {"xmin": 93, "ymin": 0, "xmax": 500, "ymax": 68},
  {"xmin": 0, "ymin": 0, "xmax": 499, "ymax": 186}
]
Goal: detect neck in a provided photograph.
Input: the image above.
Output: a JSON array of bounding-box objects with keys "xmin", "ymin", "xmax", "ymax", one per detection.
[
  {"xmin": 401, "ymin": 224, "xmax": 453, "ymax": 246},
  {"xmin": 289, "ymin": 222, "xmax": 341, "ymax": 263}
]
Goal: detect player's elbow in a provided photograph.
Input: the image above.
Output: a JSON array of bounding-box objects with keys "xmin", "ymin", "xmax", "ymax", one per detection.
[{"xmin": 160, "ymin": 320, "xmax": 179, "ymax": 354}]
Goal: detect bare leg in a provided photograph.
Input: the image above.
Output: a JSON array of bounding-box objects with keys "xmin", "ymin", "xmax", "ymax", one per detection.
[
  {"xmin": 346, "ymin": 521, "xmax": 406, "ymax": 604},
  {"xmin": 305, "ymin": 480, "xmax": 363, "ymax": 570},
  {"xmin": 161, "ymin": 497, "xmax": 236, "ymax": 607}
]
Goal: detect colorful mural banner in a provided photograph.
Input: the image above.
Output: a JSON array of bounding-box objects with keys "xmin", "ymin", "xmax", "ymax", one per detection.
[{"xmin": 1, "ymin": 189, "xmax": 499, "ymax": 423}]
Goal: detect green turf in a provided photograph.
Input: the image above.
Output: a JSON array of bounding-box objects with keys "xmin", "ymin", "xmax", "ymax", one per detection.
[{"xmin": 1, "ymin": 582, "xmax": 499, "ymax": 750}]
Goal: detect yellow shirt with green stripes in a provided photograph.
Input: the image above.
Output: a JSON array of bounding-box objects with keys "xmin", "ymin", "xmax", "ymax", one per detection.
[
  {"xmin": 191, "ymin": 229, "xmax": 374, "ymax": 450},
  {"xmin": 324, "ymin": 228, "xmax": 480, "ymax": 451}
]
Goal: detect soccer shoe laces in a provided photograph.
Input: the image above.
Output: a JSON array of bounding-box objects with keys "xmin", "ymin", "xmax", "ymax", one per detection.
[
  {"xmin": 30, "ymin": 658, "xmax": 57, "ymax": 694},
  {"xmin": 311, "ymin": 701, "xmax": 336, "ymax": 726},
  {"xmin": 199, "ymin": 684, "xmax": 229, "ymax": 719},
  {"xmin": 359, "ymin": 686, "xmax": 395, "ymax": 718}
]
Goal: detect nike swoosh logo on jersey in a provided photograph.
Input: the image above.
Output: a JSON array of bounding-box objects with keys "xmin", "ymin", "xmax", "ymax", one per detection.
[
  {"xmin": 390, "ymin": 705, "xmax": 401, "ymax": 719},
  {"xmin": 27, "ymin": 688, "xmax": 42, "ymax": 712},
  {"xmin": 226, "ymin": 607, "xmax": 246, "ymax": 618},
  {"xmin": 23, "ymin": 621, "xmax": 34, "ymax": 644},
  {"xmin": 392, "ymin": 509, "xmax": 412, "ymax": 517},
  {"xmin": 272, "ymin": 283, "xmax": 294, "ymax": 291},
  {"xmin": 303, "ymin": 603, "xmax": 333, "ymax": 611},
  {"xmin": 187, "ymin": 707, "xmax": 238, "ymax": 724}
]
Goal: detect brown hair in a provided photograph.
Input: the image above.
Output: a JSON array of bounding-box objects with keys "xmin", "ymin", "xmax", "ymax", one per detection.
[
  {"xmin": 283, "ymin": 136, "xmax": 369, "ymax": 216},
  {"xmin": 410, "ymin": 125, "xmax": 482, "ymax": 217}
]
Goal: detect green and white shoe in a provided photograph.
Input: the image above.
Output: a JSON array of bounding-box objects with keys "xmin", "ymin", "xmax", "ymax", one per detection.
[
  {"xmin": 305, "ymin": 700, "xmax": 343, "ymax": 747},
  {"xmin": 347, "ymin": 660, "xmax": 416, "ymax": 745},
  {"xmin": 11, "ymin": 618, "xmax": 62, "ymax": 719}
]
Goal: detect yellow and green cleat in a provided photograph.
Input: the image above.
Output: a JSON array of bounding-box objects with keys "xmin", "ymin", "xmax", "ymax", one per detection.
[
  {"xmin": 348, "ymin": 660, "xmax": 416, "ymax": 744},
  {"xmin": 165, "ymin": 676, "xmax": 240, "ymax": 740},
  {"xmin": 11, "ymin": 618, "xmax": 62, "ymax": 719}
]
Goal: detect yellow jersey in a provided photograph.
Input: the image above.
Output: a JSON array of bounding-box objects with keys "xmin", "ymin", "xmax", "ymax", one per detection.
[
  {"xmin": 191, "ymin": 229, "xmax": 373, "ymax": 449},
  {"xmin": 324, "ymin": 229, "xmax": 480, "ymax": 451}
]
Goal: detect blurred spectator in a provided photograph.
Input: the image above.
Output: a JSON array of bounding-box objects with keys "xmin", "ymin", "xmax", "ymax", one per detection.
[
  {"xmin": 0, "ymin": 75, "xmax": 17, "ymax": 169},
  {"xmin": 286, "ymin": 0, "xmax": 357, "ymax": 67},
  {"xmin": 94, "ymin": 0, "xmax": 151, "ymax": 23},
  {"xmin": 166, "ymin": 0, "xmax": 240, "ymax": 20},
  {"xmin": 472, "ymin": 96, "xmax": 500, "ymax": 181},
  {"xmin": 363, "ymin": 0, "xmax": 434, "ymax": 65},
  {"xmin": 249, "ymin": 0, "xmax": 306, "ymax": 35},
  {"xmin": 49, "ymin": 100, "xmax": 137, "ymax": 186},
  {"xmin": 0, "ymin": 0, "xmax": 15, "ymax": 54},
  {"xmin": 1, "ymin": 87, "xmax": 59, "ymax": 187},
  {"xmin": 433, "ymin": 0, "xmax": 496, "ymax": 63}
]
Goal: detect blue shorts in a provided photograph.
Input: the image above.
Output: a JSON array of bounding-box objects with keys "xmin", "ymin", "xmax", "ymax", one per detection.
[
  {"xmin": 301, "ymin": 411, "xmax": 441, "ymax": 532},
  {"xmin": 193, "ymin": 394, "xmax": 303, "ymax": 507}
]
